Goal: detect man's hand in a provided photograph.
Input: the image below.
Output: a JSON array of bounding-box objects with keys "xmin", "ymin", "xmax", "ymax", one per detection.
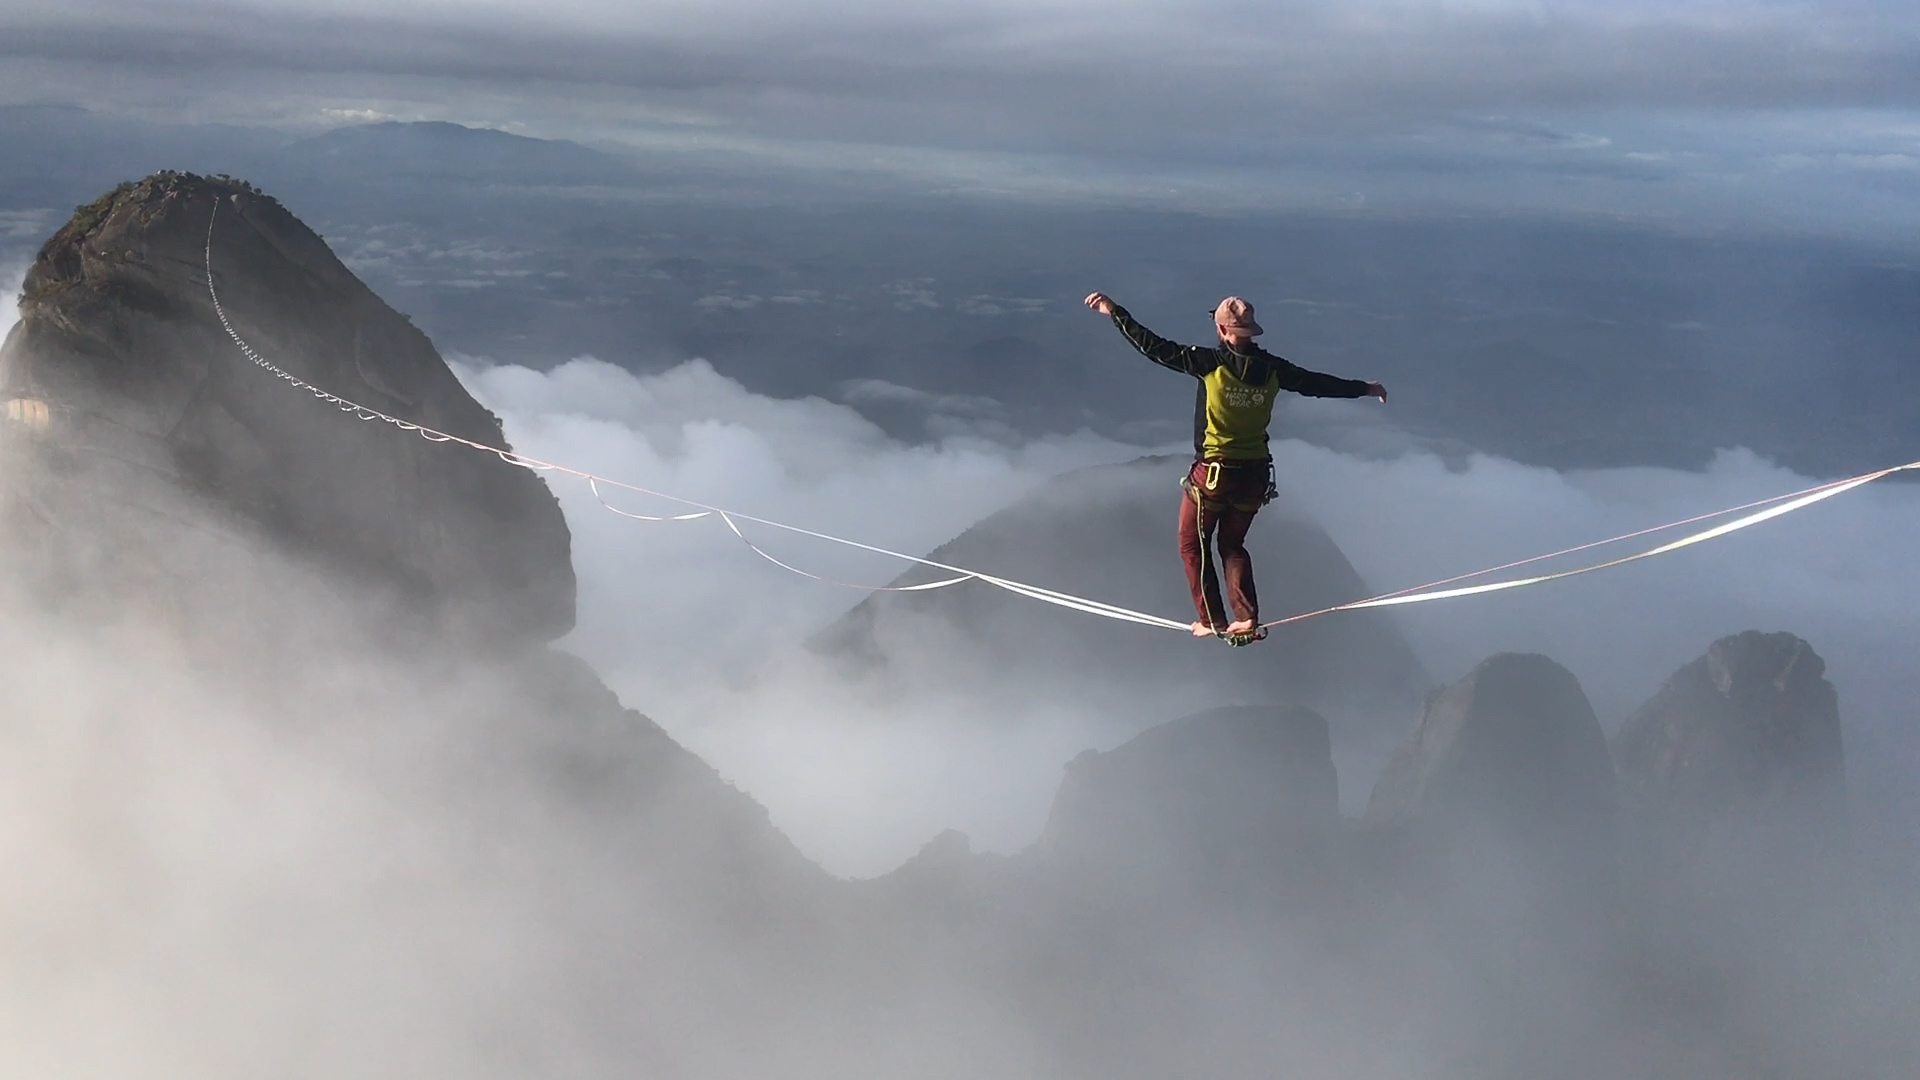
[
  {"xmin": 1364, "ymin": 381, "xmax": 1387, "ymax": 402},
  {"xmin": 1084, "ymin": 291, "xmax": 1116, "ymax": 316}
]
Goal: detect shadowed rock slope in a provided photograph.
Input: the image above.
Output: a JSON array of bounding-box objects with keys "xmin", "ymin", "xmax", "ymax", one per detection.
[
  {"xmin": 1037, "ymin": 704, "xmax": 1340, "ymax": 907},
  {"xmin": 1610, "ymin": 632, "xmax": 1870, "ymax": 1071},
  {"xmin": 0, "ymin": 175, "xmax": 818, "ymax": 888},
  {"xmin": 864, "ymin": 705, "xmax": 1358, "ymax": 1080},
  {"xmin": 1353, "ymin": 654, "xmax": 1622, "ymax": 1079},
  {"xmin": 1, "ymin": 171, "xmax": 573, "ymax": 643},
  {"xmin": 1366, "ymin": 652, "xmax": 1618, "ymax": 883},
  {"xmin": 0, "ymin": 180, "xmax": 849, "ymax": 1076},
  {"xmin": 1614, "ymin": 629, "xmax": 1848, "ymax": 893}
]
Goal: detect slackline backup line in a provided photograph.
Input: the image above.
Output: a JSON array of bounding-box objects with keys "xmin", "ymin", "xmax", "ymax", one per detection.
[{"xmin": 203, "ymin": 200, "xmax": 1919, "ymax": 636}]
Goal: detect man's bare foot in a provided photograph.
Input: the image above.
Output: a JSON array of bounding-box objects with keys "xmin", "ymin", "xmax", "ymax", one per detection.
[
  {"xmin": 1191, "ymin": 621, "xmax": 1219, "ymax": 637},
  {"xmin": 1226, "ymin": 618, "xmax": 1257, "ymax": 636}
]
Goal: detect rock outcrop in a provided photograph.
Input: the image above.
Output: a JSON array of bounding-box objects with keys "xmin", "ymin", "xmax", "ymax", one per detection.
[
  {"xmin": 1039, "ymin": 704, "xmax": 1340, "ymax": 908},
  {"xmin": 880, "ymin": 705, "xmax": 1354, "ymax": 1080},
  {"xmin": 1610, "ymin": 633, "xmax": 1864, "ymax": 1076},
  {"xmin": 1352, "ymin": 656, "xmax": 1621, "ymax": 1080},
  {"xmin": 1, "ymin": 172, "xmax": 574, "ymax": 643},
  {"xmin": 0, "ymin": 177, "xmax": 850, "ymax": 1076},
  {"xmin": 1366, "ymin": 653, "xmax": 1618, "ymax": 915},
  {"xmin": 1614, "ymin": 630, "xmax": 1847, "ymax": 890}
]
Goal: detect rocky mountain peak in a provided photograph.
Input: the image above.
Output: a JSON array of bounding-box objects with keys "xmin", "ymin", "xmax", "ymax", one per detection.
[
  {"xmin": 1614, "ymin": 630, "xmax": 1847, "ymax": 890},
  {"xmin": 2, "ymin": 172, "xmax": 574, "ymax": 643}
]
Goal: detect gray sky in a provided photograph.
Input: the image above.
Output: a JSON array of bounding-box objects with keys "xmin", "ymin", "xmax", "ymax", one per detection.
[{"xmin": 4, "ymin": 0, "xmax": 1920, "ymax": 234}]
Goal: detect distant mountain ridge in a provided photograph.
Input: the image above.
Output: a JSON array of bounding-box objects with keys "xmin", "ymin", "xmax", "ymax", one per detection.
[
  {"xmin": 285, "ymin": 120, "xmax": 640, "ymax": 185},
  {"xmin": 0, "ymin": 110, "xmax": 638, "ymax": 207}
]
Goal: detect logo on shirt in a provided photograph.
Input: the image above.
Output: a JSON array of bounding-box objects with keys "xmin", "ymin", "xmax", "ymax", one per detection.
[{"xmin": 1222, "ymin": 387, "xmax": 1270, "ymax": 409}]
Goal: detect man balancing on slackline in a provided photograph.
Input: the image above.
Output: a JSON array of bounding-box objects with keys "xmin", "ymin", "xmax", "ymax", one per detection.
[{"xmin": 1084, "ymin": 292, "xmax": 1386, "ymax": 646}]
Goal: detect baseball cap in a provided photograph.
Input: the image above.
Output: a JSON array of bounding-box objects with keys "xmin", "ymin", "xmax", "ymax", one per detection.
[{"xmin": 1211, "ymin": 296, "xmax": 1263, "ymax": 336}]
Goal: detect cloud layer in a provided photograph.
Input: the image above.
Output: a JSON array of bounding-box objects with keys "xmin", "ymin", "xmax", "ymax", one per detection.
[
  {"xmin": 467, "ymin": 355, "xmax": 1920, "ymax": 877},
  {"xmin": 1, "ymin": 258, "xmax": 29, "ymax": 345}
]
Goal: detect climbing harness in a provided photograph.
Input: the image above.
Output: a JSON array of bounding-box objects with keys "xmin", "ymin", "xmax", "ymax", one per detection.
[{"xmin": 203, "ymin": 198, "xmax": 1920, "ymax": 640}]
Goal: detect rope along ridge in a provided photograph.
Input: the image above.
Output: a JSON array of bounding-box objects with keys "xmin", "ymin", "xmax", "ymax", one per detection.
[{"xmin": 203, "ymin": 198, "xmax": 1918, "ymax": 635}]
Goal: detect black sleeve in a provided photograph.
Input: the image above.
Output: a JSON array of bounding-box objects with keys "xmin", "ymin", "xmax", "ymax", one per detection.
[
  {"xmin": 1271, "ymin": 355, "xmax": 1372, "ymax": 399},
  {"xmin": 1110, "ymin": 306, "xmax": 1218, "ymax": 378}
]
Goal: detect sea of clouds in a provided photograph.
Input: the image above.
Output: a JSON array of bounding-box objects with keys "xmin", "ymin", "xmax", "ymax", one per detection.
[
  {"xmin": 1, "ymin": 256, "xmax": 28, "ymax": 342},
  {"xmin": 467, "ymin": 355, "xmax": 1920, "ymax": 877}
]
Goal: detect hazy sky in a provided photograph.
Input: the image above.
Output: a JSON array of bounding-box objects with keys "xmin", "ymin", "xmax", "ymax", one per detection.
[{"xmin": 4, "ymin": 1, "xmax": 1920, "ymax": 233}]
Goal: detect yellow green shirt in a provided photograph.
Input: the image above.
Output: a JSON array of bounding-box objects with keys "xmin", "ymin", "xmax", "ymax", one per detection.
[{"xmin": 1110, "ymin": 306, "xmax": 1372, "ymax": 461}]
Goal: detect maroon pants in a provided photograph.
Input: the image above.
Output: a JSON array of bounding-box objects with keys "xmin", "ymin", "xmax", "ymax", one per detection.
[{"xmin": 1178, "ymin": 460, "xmax": 1265, "ymax": 628}]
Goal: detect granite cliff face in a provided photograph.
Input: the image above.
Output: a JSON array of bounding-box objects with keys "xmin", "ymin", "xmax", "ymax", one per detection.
[{"xmin": 0, "ymin": 172, "xmax": 573, "ymax": 643}]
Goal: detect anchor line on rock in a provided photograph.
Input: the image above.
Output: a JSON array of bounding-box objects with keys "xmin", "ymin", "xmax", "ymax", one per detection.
[
  {"xmin": 202, "ymin": 199, "xmax": 1179, "ymax": 625},
  {"xmin": 202, "ymin": 198, "xmax": 1918, "ymax": 637}
]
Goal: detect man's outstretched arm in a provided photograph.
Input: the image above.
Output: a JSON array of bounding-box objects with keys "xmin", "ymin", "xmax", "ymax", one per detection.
[
  {"xmin": 1084, "ymin": 291, "xmax": 1214, "ymax": 377},
  {"xmin": 1271, "ymin": 355, "xmax": 1387, "ymax": 402}
]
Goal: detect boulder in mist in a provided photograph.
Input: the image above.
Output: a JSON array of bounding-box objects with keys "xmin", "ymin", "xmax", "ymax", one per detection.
[
  {"xmin": 1614, "ymin": 630, "xmax": 1848, "ymax": 898},
  {"xmin": 1366, "ymin": 652, "xmax": 1618, "ymax": 914},
  {"xmin": 1609, "ymin": 640, "xmax": 1875, "ymax": 1077},
  {"xmin": 1038, "ymin": 704, "xmax": 1340, "ymax": 909}
]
